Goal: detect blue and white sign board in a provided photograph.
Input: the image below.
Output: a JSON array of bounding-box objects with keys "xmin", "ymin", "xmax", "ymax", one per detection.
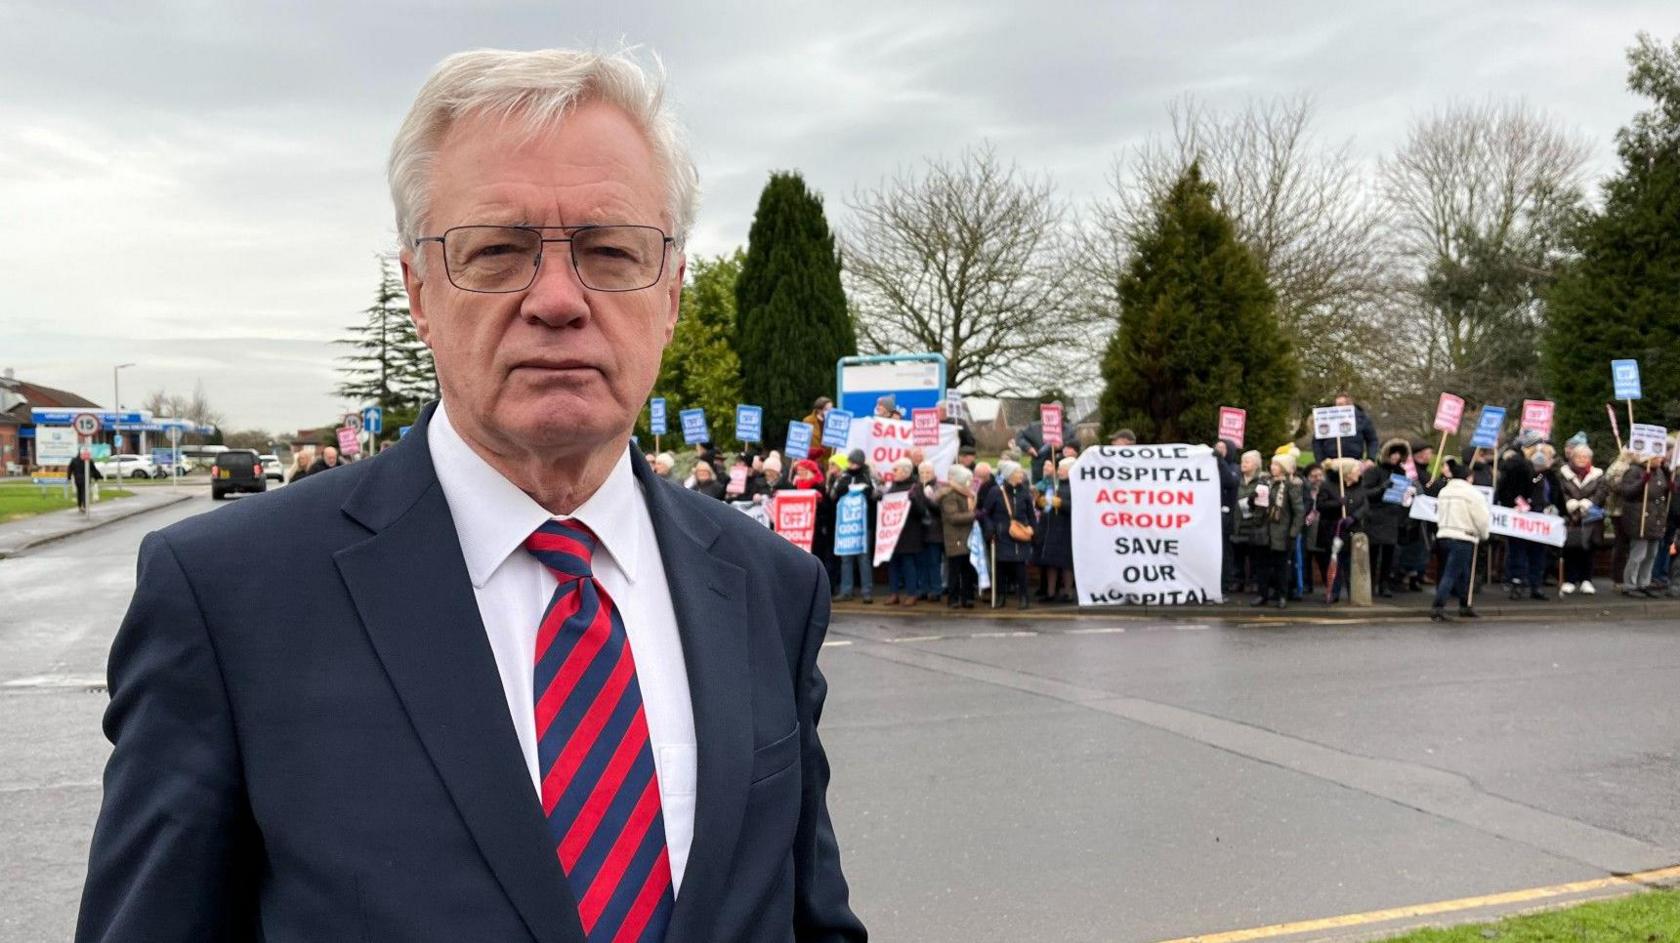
[
  {"xmin": 361, "ymin": 406, "xmax": 383, "ymax": 435},
  {"xmin": 735, "ymin": 404, "xmax": 763, "ymax": 443},
  {"xmin": 649, "ymin": 397, "xmax": 668, "ymax": 436},
  {"xmin": 785, "ymin": 421, "xmax": 813, "ymax": 460},
  {"xmin": 679, "ymin": 408, "xmax": 709, "ymax": 445},
  {"xmin": 398, "ymin": 425, "xmax": 412, "ymax": 439},
  {"xmin": 821, "ymin": 410, "xmax": 854, "ymax": 449},
  {"xmin": 835, "ymin": 354, "xmax": 946, "ymax": 423},
  {"xmin": 31, "ymin": 408, "xmax": 144, "ymax": 426},
  {"xmin": 1382, "ymin": 473, "xmax": 1412, "ymax": 505},
  {"xmin": 834, "ymin": 491, "xmax": 868, "ymax": 556},
  {"xmin": 35, "ymin": 427, "xmax": 78, "ymax": 465},
  {"xmin": 1469, "ymin": 406, "xmax": 1507, "ymax": 449},
  {"xmin": 1613, "ymin": 360, "xmax": 1642, "ymax": 400}
]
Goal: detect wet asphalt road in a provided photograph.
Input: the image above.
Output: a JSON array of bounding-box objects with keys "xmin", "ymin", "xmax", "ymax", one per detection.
[{"xmin": 2, "ymin": 491, "xmax": 1676, "ymax": 942}]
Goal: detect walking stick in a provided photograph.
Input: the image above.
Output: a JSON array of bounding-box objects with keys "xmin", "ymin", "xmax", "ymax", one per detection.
[
  {"xmin": 1467, "ymin": 542, "xmax": 1478, "ymax": 608},
  {"xmin": 990, "ymin": 540, "xmax": 997, "ymax": 608}
]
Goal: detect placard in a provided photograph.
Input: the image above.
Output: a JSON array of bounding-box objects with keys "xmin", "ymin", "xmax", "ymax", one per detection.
[
  {"xmin": 845, "ymin": 416, "xmax": 960, "ymax": 483},
  {"xmin": 1217, "ymin": 407, "xmax": 1247, "ymax": 449},
  {"xmin": 834, "ymin": 490, "xmax": 868, "ymax": 556},
  {"xmin": 1312, "ymin": 405, "xmax": 1356, "ymax": 440},
  {"xmin": 1382, "ymin": 473, "xmax": 1411, "ymax": 506},
  {"xmin": 785, "ymin": 421, "xmax": 813, "ymax": 460},
  {"xmin": 873, "ymin": 490, "xmax": 912, "ymax": 567},
  {"xmin": 1629, "ymin": 423, "xmax": 1668, "ymax": 460},
  {"xmin": 1612, "ymin": 359, "xmax": 1642, "ymax": 401},
  {"xmin": 1070, "ymin": 444, "xmax": 1223, "ymax": 606},
  {"xmin": 1433, "ymin": 392, "xmax": 1465, "ymax": 434},
  {"xmin": 1409, "ymin": 494, "xmax": 1565, "ymax": 547},
  {"xmin": 1520, "ymin": 400, "xmax": 1554, "ymax": 438},
  {"xmin": 1041, "ymin": 403, "xmax": 1064, "ymax": 448},
  {"xmin": 821, "ymin": 409, "xmax": 854, "ymax": 450},
  {"xmin": 911, "ymin": 408, "xmax": 940, "ymax": 447},
  {"xmin": 726, "ymin": 465, "xmax": 748, "ymax": 497},
  {"xmin": 679, "ymin": 408, "xmax": 709, "ymax": 445},
  {"xmin": 649, "ymin": 397, "xmax": 668, "ymax": 436},
  {"xmin": 1469, "ymin": 406, "xmax": 1506, "ymax": 450},
  {"xmin": 337, "ymin": 426, "xmax": 361, "ymax": 457},
  {"xmin": 735, "ymin": 404, "xmax": 763, "ymax": 443},
  {"xmin": 771, "ymin": 490, "xmax": 818, "ymax": 552},
  {"xmin": 968, "ymin": 521, "xmax": 990, "ymax": 591}
]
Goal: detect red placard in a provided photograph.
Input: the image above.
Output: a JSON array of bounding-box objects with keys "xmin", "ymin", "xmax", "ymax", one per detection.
[
  {"xmin": 1433, "ymin": 393, "xmax": 1465, "ymax": 434},
  {"xmin": 1520, "ymin": 400, "xmax": 1555, "ymax": 438},
  {"xmin": 1041, "ymin": 403, "xmax": 1064, "ymax": 447},
  {"xmin": 1217, "ymin": 407, "xmax": 1247, "ymax": 448},
  {"xmin": 911, "ymin": 408, "xmax": 940, "ymax": 447},
  {"xmin": 772, "ymin": 491, "xmax": 818, "ymax": 552}
]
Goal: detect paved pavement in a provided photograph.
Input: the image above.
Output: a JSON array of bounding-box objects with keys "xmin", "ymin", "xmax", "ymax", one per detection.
[{"xmin": 2, "ymin": 489, "xmax": 1676, "ymax": 942}]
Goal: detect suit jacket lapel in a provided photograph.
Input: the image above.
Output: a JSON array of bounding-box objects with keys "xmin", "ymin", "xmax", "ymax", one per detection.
[
  {"xmin": 333, "ymin": 405, "xmax": 585, "ymax": 943},
  {"xmin": 631, "ymin": 450, "xmax": 753, "ymax": 941}
]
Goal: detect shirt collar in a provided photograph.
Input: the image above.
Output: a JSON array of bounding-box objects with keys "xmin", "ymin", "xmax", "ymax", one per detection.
[{"xmin": 428, "ymin": 400, "xmax": 642, "ymax": 589}]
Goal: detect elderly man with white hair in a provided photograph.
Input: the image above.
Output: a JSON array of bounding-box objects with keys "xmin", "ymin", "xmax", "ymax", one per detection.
[{"xmin": 78, "ymin": 48, "xmax": 865, "ymax": 943}]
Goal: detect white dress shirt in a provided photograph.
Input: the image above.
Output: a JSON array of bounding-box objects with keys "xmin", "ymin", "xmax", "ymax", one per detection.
[{"xmin": 427, "ymin": 402, "xmax": 697, "ymax": 893}]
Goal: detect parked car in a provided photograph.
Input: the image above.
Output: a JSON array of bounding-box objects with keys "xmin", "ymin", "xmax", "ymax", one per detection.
[
  {"xmin": 260, "ymin": 454, "xmax": 284, "ymax": 482},
  {"xmin": 211, "ymin": 449, "xmax": 267, "ymax": 500},
  {"xmin": 95, "ymin": 454, "xmax": 161, "ymax": 479}
]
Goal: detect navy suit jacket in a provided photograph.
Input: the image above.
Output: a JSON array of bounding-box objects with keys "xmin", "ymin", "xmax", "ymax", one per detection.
[{"xmin": 77, "ymin": 405, "xmax": 866, "ymax": 942}]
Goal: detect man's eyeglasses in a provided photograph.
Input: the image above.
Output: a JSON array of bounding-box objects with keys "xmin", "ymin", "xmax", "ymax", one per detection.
[{"xmin": 414, "ymin": 225, "xmax": 674, "ymax": 293}]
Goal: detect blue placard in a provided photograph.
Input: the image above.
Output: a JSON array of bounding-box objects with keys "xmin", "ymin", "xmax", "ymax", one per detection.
[
  {"xmin": 1469, "ymin": 405, "xmax": 1506, "ymax": 449},
  {"xmin": 1612, "ymin": 359, "xmax": 1642, "ymax": 400},
  {"xmin": 1382, "ymin": 473, "xmax": 1411, "ymax": 505},
  {"xmin": 834, "ymin": 490, "xmax": 868, "ymax": 556},
  {"xmin": 361, "ymin": 406, "xmax": 383, "ymax": 434},
  {"xmin": 786, "ymin": 421, "xmax": 813, "ymax": 460},
  {"xmin": 735, "ymin": 404, "xmax": 763, "ymax": 443},
  {"xmin": 821, "ymin": 409, "xmax": 854, "ymax": 449},
  {"xmin": 398, "ymin": 425, "xmax": 412, "ymax": 439},
  {"xmin": 649, "ymin": 397, "xmax": 668, "ymax": 436},
  {"xmin": 679, "ymin": 408, "xmax": 709, "ymax": 445}
]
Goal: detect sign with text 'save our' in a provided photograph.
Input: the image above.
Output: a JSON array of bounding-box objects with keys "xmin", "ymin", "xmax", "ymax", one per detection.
[
  {"xmin": 1469, "ymin": 406, "xmax": 1507, "ymax": 450},
  {"xmin": 1217, "ymin": 407, "xmax": 1246, "ymax": 449},
  {"xmin": 821, "ymin": 410, "xmax": 854, "ymax": 450},
  {"xmin": 1070, "ymin": 444, "xmax": 1223, "ymax": 607},
  {"xmin": 679, "ymin": 408, "xmax": 709, "ymax": 445},
  {"xmin": 845, "ymin": 416, "xmax": 960, "ymax": 483},
  {"xmin": 785, "ymin": 421, "xmax": 813, "ymax": 460},
  {"xmin": 1433, "ymin": 393, "xmax": 1465, "ymax": 434},
  {"xmin": 1612, "ymin": 360, "xmax": 1642, "ymax": 401},
  {"xmin": 649, "ymin": 397, "xmax": 667, "ymax": 436},
  {"xmin": 735, "ymin": 405, "xmax": 763, "ymax": 443}
]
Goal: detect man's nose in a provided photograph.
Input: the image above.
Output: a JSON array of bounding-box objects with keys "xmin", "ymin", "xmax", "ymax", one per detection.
[{"xmin": 521, "ymin": 243, "xmax": 592, "ymax": 328}]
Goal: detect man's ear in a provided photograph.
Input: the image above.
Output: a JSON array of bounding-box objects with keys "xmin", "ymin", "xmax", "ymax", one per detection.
[
  {"xmin": 401, "ymin": 251, "xmax": 432, "ymax": 347},
  {"xmin": 662, "ymin": 253, "xmax": 685, "ymax": 346}
]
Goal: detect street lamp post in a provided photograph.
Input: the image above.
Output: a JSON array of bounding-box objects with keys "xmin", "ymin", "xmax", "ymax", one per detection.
[{"xmin": 113, "ymin": 363, "xmax": 134, "ymax": 485}]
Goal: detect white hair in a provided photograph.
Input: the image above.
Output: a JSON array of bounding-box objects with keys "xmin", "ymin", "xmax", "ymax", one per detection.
[{"xmin": 388, "ymin": 48, "xmax": 700, "ymax": 260}]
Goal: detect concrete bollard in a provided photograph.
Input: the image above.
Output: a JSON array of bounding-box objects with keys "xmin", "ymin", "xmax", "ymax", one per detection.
[{"xmin": 1350, "ymin": 533, "xmax": 1373, "ymax": 607}]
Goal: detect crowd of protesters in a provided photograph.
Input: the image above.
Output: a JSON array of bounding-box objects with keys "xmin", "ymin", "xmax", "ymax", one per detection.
[{"xmin": 657, "ymin": 392, "xmax": 1680, "ymax": 620}]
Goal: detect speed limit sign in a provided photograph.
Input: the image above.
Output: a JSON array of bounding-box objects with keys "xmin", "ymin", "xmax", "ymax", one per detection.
[{"xmin": 72, "ymin": 413, "xmax": 102, "ymax": 437}]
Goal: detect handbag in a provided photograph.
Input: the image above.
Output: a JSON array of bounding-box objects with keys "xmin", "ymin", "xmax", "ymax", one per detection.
[{"xmin": 1002, "ymin": 487, "xmax": 1035, "ymax": 542}]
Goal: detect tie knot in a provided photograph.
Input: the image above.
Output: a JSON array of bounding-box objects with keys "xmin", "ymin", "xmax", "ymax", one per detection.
[{"xmin": 523, "ymin": 519, "xmax": 598, "ymax": 581}]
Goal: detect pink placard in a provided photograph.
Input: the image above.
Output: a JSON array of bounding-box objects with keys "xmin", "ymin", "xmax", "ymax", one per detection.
[
  {"xmin": 911, "ymin": 408, "xmax": 940, "ymax": 447},
  {"xmin": 1520, "ymin": 400, "xmax": 1555, "ymax": 438},
  {"xmin": 1041, "ymin": 403, "xmax": 1064, "ymax": 447},
  {"xmin": 1433, "ymin": 393, "xmax": 1465, "ymax": 434},
  {"xmin": 337, "ymin": 426, "xmax": 361, "ymax": 457},
  {"xmin": 1217, "ymin": 407, "xmax": 1247, "ymax": 448}
]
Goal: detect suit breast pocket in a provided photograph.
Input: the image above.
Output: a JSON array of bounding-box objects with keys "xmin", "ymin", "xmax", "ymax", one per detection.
[{"xmin": 749, "ymin": 723, "xmax": 801, "ymax": 786}]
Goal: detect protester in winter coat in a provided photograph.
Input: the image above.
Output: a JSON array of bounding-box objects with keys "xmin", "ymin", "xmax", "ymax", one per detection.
[
  {"xmin": 1014, "ymin": 417, "xmax": 1078, "ymax": 469},
  {"xmin": 1397, "ymin": 440, "xmax": 1434, "ymax": 590},
  {"xmin": 1619, "ymin": 455, "xmax": 1672, "ymax": 596},
  {"xmin": 1497, "ymin": 437, "xmax": 1553, "ymax": 600},
  {"xmin": 1036, "ymin": 457, "xmax": 1076, "ymax": 603},
  {"xmin": 983, "ymin": 461, "xmax": 1038, "ymax": 609},
  {"xmin": 1214, "ymin": 439, "xmax": 1242, "ymax": 592},
  {"xmin": 1459, "ymin": 446, "xmax": 1495, "ymax": 488},
  {"xmin": 884, "ymin": 458, "xmax": 933, "ymax": 606},
  {"xmin": 689, "ymin": 460, "xmax": 726, "ymax": 500},
  {"xmin": 939, "ymin": 465, "xmax": 980, "ymax": 608},
  {"xmin": 1604, "ymin": 448, "xmax": 1636, "ymax": 586},
  {"xmin": 1310, "ymin": 394, "xmax": 1382, "ymax": 464},
  {"xmin": 1251, "ymin": 453, "xmax": 1304, "ymax": 608},
  {"xmin": 1316, "ymin": 458, "xmax": 1365, "ymax": 602},
  {"xmin": 1557, "ymin": 446, "xmax": 1607, "ymax": 595},
  {"xmin": 1361, "ymin": 439, "xmax": 1413, "ymax": 598},
  {"xmin": 802, "ymin": 397, "xmax": 834, "ymax": 464},
  {"xmin": 917, "ymin": 461, "xmax": 945, "ymax": 601},
  {"xmin": 831, "ymin": 450, "xmax": 877, "ymax": 603},
  {"xmin": 286, "ymin": 447, "xmax": 316, "ymax": 485},
  {"xmin": 1235, "ymin": 450, "xmax": 1266, "ymax": 591},
  {"xmin": 1301, "ymin": 464, "xmax": 1327, "ymax": 594},
  {"xmin": 1431, "ymin": 456, "xmax": 1492, "ymax": 621}
]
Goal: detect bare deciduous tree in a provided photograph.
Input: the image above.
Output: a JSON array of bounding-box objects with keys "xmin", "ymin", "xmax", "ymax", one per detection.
[
  {"xmin": 842, "ymin": 144, "xmax": 1103, "ymax": 395},
  {"xmin": 1089, "ymin": 95, "xmax": 1388, "ymax": 409},
  {"xmin": 1381, "ymin": 100, "xmax": 1590, "ymax": 425}
]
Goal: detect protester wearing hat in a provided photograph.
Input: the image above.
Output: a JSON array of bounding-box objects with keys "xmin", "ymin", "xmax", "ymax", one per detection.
[
  {"xmin": 1360, "ymin": 439, "xmax": 1413, "ymax": 598},
  {"xmin": 790, "ymin": 458, "xmax": 837, "ymax": 586},
  {"xmin": 982, "ymin": 460, "xmax": 1038, "ymax": 609},
  {"xmin": 831, "ymin": 449, "xmax": 877, "ymax": 603},
  {"xmin": 1252, "ymin": 452, "xmax": 1304, "ymax": 609},
  {"xmin": 940, "ymin": 465, "xmax": 981, "ymax": 608},
  {"xmin": 1431, "ymin": 455, "xmax": 1491, "ymax": 621},
  {"xmin": 1496, "ymin": 434, "xmax": 1549, "ymax": 600},
  {"xmin": 1619, "ymin": 451, "xmax": 1672, "ymax": 597},
  {"xmin": 1558, "ymin": 443, "xmax": 1607, "ymax": 595}
]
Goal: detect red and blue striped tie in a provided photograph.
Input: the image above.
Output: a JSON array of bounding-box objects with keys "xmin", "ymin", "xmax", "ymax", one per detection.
[{"xmin": 524, "ymin": 519, "xmax": 673, "ymax": 943}]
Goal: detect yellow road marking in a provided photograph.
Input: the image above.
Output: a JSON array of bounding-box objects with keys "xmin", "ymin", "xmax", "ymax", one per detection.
[{"xmin": 1153, "ymin": 864, "xmax": 1680, "ymax": 943}]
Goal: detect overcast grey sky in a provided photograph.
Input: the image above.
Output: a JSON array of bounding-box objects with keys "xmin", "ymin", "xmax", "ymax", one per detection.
[{"xmin": 2, "ymin": 1, "xmax": 1676, "ymax": 433}]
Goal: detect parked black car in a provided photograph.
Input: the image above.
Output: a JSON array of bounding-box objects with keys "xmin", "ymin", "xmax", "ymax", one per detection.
[{"xmin": 211, "ymin": 449, "xmax": 267, "ymax": 500}]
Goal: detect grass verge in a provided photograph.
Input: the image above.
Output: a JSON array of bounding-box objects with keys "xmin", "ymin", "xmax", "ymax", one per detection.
[
  {"xmin": 1379, "ymin": 890, "xmax": 1679, "ymax": 942},
  {"xmin": 0, "ymin": 483, "xmax": 136, "ymax": 522}
]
